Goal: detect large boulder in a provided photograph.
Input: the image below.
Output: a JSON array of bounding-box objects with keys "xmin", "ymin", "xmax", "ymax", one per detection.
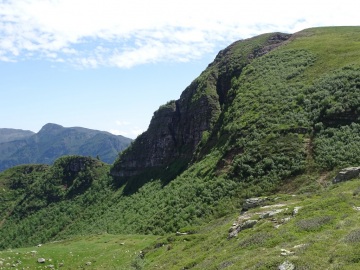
[
  {"xmin": 333, "ymin": 167, "xmax": 360, "ymax": 183},
  {"xmin": 242, "ymin": 197, "xmax": 269, "ymax": 211}
]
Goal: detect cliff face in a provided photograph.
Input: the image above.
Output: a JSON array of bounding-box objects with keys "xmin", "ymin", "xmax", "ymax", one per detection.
[{"xmin": 111, "ymin": 33, "xmax": 292, "ymax": 178}]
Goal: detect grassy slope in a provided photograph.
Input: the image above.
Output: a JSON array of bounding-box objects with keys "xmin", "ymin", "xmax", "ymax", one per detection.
[{"xmin": 2, "ymin": 176, "xmax": 360, "ymax": 269}]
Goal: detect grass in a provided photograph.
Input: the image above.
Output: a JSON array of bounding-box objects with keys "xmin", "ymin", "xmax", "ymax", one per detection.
[
  {"xmin": 0, "ymin": 234, "xmax": 159, "ymax": 270},
  {"xmin": 3, "ymin": 177, "xmax": 360, "ymax": 269}
]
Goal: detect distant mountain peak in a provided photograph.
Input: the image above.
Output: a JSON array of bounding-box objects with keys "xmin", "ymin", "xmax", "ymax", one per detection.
[
  {"xmin": 0, "ymin": 123, "xmax": 132, "ymax": 171},
  {"xmin": 38, "ymin": 123, "xmax": 64, "ymax": 134}
]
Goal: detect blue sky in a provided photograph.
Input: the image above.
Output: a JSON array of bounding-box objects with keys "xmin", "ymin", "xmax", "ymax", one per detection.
[{"xmin": 1, "ymin": 0, "xmax": 358, "ymax": 138}]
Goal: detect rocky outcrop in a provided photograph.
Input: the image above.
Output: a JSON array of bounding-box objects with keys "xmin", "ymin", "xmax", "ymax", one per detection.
[
  {"xmin": 242, "ymin": 197, "xmax": 269, "ymax": 211},
  {"xmin": 228, "ymin": 219, "xmax": 257, "ymax": 238},
  {"xmin": 111, "ymin": 33, "xmax": 291, "ymax": 178},
  {"xmin": 333, "ymin": 167, "xmax": 360, "ymax": 183},
  {"xmin": 278, "ymin": 260, "xmax": 295, "ymax": 270}
]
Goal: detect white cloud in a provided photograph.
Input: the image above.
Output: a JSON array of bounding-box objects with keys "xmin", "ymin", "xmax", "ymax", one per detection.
[
  {"xmin": 111, "ymin": 120, "xmax": 142, "ymax": 138},
  {"xmin": 116, "ymin": 120, "xmax": 130, "ymax": 126},
  {"xmin": 110, "ymin": 128, "xmax": 143, "ymax": 138},
  {"xmin": 0, "ymin": 0, "xmax": 359, "ymax": 68}
]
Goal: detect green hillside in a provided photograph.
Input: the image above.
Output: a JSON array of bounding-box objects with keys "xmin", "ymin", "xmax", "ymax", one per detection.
[
  {"xmin": 0, "ymin": 123, "xmax": 132, "ymax": 172},
  {"xmin": 1, "ymin": 26, "xmax": 360, "ymax": 269}
]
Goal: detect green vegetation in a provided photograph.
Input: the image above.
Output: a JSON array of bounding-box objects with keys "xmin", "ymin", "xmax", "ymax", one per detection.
[
  {"xmin": 0, "ymin": 123, "xmax": 132, "ymax": 172},
  {"xmin": 2, "ymin": 178, "xmax": 360, "ymax": 269},
  {"xmin": 2, "ymin": 26, "xmax": 360, "ymax": 269}
]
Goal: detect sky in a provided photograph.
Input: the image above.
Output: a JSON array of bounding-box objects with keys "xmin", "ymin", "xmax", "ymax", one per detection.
[{"xmin": 0, "ymin": 0, "xmax": 359, "ymax": 139}]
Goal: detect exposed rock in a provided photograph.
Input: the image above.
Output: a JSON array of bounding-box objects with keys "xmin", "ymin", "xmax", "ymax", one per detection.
[
  {"xmin": 110, "ymin": 33, "xmax": 291, "ymax": 179},
  {"xmin": 280, "ymin": 249, "xmax": 295, "ymax": 256},
  {"xmin": 47, "ymin": 265, "xmax": 55, "ymax": 269},
  {"xmin": 261, "ymin": 203, "xmax": 287, "ymax": 209},
  {"xmin": 228, "ymin": 219, "xmax": 257, "ymax": 238},
  {"xmin": 242, "ymin": 197, "xmax": 269, "ymax": 211},
  {"xmin": 333, "ymin": 167, "xmax": 360, "ymax": 183},
  {"xmin": 37, "ymin": 258, "xmax": 46, "ymax": 263},
  {"xmin": 85, "ymin": 261, "xmax": 92, "ymax": 266},
  {"xmin": 292, "ymin": 206, "xmax": 302, "ymax": 216},
  {"xmin": 293, "ymin": 243, "xmax": 307, "ymax": 249},
  {"xmin": 259, "ymin": 208, "xmax": 285, "ymax": 219},
  {"xmin": 278, "ymin": 260, "xmax": 295, "ymax": 270}
]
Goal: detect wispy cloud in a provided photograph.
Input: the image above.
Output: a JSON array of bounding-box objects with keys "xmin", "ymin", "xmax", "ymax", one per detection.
[
  {"xmin": 0, "ymin": 0, "xmax": 358, "ymax": 68},
  {"xmin": 111, "ymin": 120, "xmax": 143, "ymax": 138},
  {"xmin": 110, "ymin": 128, "xmax": 143, "ymax": 138}
]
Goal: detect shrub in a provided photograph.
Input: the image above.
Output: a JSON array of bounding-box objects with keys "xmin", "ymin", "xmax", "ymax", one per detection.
[
  {"xmin": 344, "ymin": 229, "xmax": 360, "ymax": 244},
  {"xmin": 296, "ymin": 216, "xmax": 333, "ymax": 231}
]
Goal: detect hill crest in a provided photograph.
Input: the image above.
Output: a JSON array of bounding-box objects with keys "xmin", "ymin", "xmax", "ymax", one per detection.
[{"xmin": 0, "ymin": 123, "xmax": 132, "ymax": 171}]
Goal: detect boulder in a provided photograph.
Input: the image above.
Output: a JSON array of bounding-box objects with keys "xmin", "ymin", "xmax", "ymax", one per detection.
[
  {"xmin": 228, "ymin": 219, "xmax": 257, "ymax": 238},
  {"xmin": 37, "ymin": 258, "xmax": 46, "ymax": 263},
  {"xmin": 242, "ymin": 197, "xmax": 269, "ymax": 211},
  {"xmin": 292, "ymin": 206, "xmax": 302, "ymax": 216},
  {"xmin": 333, "ymin": 167, "xmax": 360, "ymax": 183},
  {"xmin": 278, "ymin": 260, "xmax": 295, "ymax": 270}
]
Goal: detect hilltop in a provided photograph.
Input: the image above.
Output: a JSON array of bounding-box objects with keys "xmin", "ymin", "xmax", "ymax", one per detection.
[
  {"xmin": 1, "ymin": 26, "xmax": 360, "ymax": 269},
  {"xmin": 0, "ymin": 123, "xmax": 132, "ymax": 171}
]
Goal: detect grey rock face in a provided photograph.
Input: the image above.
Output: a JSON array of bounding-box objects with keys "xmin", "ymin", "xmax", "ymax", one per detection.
[
  {"xmin": 228, "ymin": 219, "xmax": 257, "ymax": 238},
  {"xmin": 333, "ymin": 167, "xmax": 360, "ymax": 183},
  {"xmin": 242, "ymin": 197, "xmax": 269, "ymax": 211},
  {"xmin": 110, "ymin": 33, "xmax": 292, "ymax": 179}
]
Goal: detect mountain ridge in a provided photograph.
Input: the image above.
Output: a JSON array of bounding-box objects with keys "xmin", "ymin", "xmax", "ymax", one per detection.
[
  {"xmin": 110, "ymin": 32, "xmax": 292, "ymax": 183},
  {"xmin": 0, "ymin": 128, "xmax": 34, "ymax": 143},
  {"xmin": 0, "ymin": 123, "xmax": 132, "ymax": 171}
]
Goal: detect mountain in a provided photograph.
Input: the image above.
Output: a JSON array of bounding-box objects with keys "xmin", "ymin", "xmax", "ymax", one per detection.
[
  {"xmin": 0, "ymin": 123, "xmax": 132, "ymax": 171},
  {"xmin": 1, "ymin": 26, "xmax": 360, "ymax": 269},
  {"xmin": 0, "ymin": 128, "xmax": 34, "ymax": 143}
]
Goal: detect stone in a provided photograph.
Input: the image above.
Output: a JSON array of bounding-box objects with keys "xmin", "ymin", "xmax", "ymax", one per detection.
[
  {"xmin": 85, "ymin": 261, "xmax": 92, "ymax": 266},
  {"xmin": 259, "ymin": 208, "xmax": 285, "ymax": 219},
  {"xmin": 228, "ymin": 219, "xmax": 257, "ymax": 238},
  {"xmin": 280, "ymin": 249, "xmax": 295, "ymax": 256},
  {"xmin": 37, "ymin": 258, "xmax": 46, "ymax": 263},
  {"xmin": 333, "ymin": 167, "xmax": 360, "ymax": 183},
  {"xmin": 293, "ymin": 243, "xmax": 307, "ymax": 249},
  {"xmin": 242, "ymin": 197, "xmax": 269, "ymax": 211},
  {"xmin": 278, "ymin": 260, "xmax": 295, "ymax": 270},
  {"xmin": 47, "ymin": 265, "xmax": 54, "ymax": 269},
  {"xmin": 292, "ymin": 206, "xmax": 302, "ymax": 216}
]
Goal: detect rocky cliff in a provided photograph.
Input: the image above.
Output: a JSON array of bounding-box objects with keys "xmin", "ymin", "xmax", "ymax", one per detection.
[{"xmin": 111, "ymin": 32, "xmax": 291, "ymax": 179}]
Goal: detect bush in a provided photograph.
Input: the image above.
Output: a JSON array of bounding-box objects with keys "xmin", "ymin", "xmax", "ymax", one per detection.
[
  {"xmin": 296, "ymin": 216, "xmax": 333, "ymax": 231},
  {"xmin": 344, "ymin": 229, "xmax": 360, "ymax": 244}
]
